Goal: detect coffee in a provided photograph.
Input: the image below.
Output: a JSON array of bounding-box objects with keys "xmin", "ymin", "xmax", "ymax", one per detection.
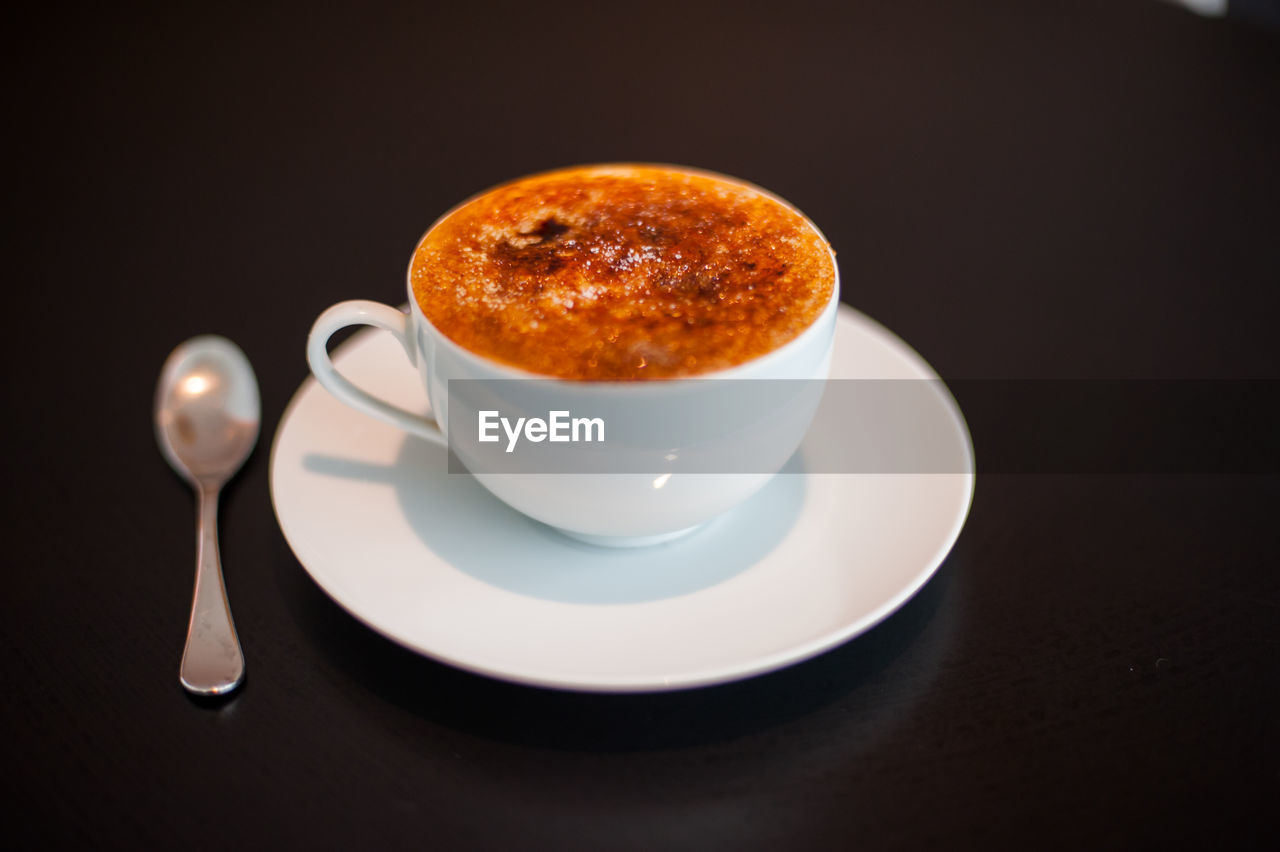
[{"xmin": 409, "ymin": 164, "xmax": 836, "ymax": 380}]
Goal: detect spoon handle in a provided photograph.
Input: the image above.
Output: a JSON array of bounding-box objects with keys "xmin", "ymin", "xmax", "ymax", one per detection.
[{"xmin": 180, "ymin": 484, "xmax": 245, "ymax": 695}]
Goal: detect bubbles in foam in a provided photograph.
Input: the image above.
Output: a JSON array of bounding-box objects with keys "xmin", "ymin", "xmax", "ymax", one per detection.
[{"xmin": 410, "ymin": 164, "xmax": 835, "ymax": 380}]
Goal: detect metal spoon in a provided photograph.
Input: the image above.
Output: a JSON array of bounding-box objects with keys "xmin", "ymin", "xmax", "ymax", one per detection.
[{"xmin": 155, "ymin": 335, "xmax": 259, "ymax": 696}]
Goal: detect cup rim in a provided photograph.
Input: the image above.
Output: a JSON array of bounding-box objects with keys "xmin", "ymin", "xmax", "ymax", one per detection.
[{"xmin": 403, "ymin": 162, "xmax": 841, "ymax": 386}]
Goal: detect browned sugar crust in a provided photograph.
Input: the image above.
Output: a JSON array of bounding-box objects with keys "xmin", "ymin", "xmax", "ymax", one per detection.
[{"xmin": 410, "ymin": 165, "xmax": 836, "ymax": 380}]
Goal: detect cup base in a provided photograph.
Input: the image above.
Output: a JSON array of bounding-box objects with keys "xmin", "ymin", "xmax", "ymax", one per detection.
[{"xmin": 552, "ymin": 524, "xmax": 704, "ymax": 549}]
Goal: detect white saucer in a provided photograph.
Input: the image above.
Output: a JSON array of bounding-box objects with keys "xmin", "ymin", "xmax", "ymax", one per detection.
[{"xmin": 269, "ymin": 306, "xmax": 975, "ymax": 692}]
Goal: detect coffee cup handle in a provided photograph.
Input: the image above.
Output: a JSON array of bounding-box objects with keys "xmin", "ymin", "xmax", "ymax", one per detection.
[{"xmin": 307, "ymin": 300, "xmax": 447, "ymax": 447}]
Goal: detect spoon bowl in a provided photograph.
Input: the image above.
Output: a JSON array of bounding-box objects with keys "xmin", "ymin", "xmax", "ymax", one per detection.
[
  {"xmin": 155, "ymin": 335, "xmax": 260, "ymax": 696},
  {"xmin": 157, "ymin": 338, "xmax": 260, "ymax": 485}
]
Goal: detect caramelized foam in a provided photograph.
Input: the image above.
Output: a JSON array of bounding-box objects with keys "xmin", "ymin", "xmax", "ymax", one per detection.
[{"xmin": 410, "ymin": 165, "xmax": 836, "ymax": 380}]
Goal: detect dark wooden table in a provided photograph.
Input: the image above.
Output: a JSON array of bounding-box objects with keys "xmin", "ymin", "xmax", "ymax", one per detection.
[{"xmin": 6, "ymin": 1, "xmax": 1277, "ymax": 848}]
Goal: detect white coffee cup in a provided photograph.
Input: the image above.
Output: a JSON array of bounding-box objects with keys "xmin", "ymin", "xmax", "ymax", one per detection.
[{"xmin": 307, "ymin": 168, "xmax": 839, "ymax": 547}]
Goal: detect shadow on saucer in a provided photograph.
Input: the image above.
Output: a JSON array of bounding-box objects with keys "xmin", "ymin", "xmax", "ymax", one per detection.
[{"xmin": 302, "ymin": 437, "xmax": 806, "ymax": 605}]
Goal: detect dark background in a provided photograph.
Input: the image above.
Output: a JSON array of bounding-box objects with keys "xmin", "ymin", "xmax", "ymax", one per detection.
[{"xmin": 5, "ymin": 0, "xmax": 1278, "ymax": 848}]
